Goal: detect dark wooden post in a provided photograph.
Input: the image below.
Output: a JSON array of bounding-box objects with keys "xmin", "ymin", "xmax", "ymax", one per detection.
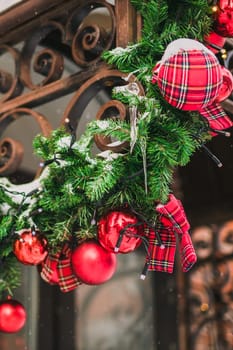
[{"xmin": 115, "ymin": 0, "xmax": 141, "ymax": 48}]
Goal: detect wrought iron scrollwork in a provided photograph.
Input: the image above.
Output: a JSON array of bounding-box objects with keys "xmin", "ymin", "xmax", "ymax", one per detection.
[
  {"xmin": 0, "ymin": 1, "xmax": 118, "ymax": 179},
  {"xmin": 20, "ymin": 22, "xmax": 65, "ymax": 89},
  {"xmin": 187, "ymin": 221, "xmax": 233, "ymax": 350},
  {"xmin": 94, "ymin": 99, "xmax": 129, "ymax": 152},
  {"xmin": 0, "ymin": 108, "xmax": 52, "ymax": 176},
  {"xmin": 66, "ymin": 0, "xmax": 115, "ymax": 67},
  {"xmin": 62, "ymin": 69, "xmax": 144, "ymax": 152},
  {"xmin": 0, "ymin": 45, "xmax": 23, "ymax": 102},
  {"xmin": 0, "ymin": 137, "xmax": 23, "ymax": 176}
]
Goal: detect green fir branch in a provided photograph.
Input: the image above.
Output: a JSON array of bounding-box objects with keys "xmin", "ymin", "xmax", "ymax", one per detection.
[
  {"xmin": 0, "ymin": 255, "xmax": 21, "ymax": 299},
  {"xmin": 0, "ymin": 0, "xmax": 217, "ymax": 295},
  {"xmin": 85, "ymin": 157, "xmax": 126, "ymax": 201}
]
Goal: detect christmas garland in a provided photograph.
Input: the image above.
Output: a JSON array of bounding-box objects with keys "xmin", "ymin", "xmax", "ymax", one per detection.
[{"xmin": 0, "ymin": 0, "xmax": 233, "ymax": 333}]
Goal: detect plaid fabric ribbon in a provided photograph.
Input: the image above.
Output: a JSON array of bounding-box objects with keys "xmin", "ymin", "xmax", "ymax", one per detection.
[
  {"xmin": 146, "ymin": 225, "xmax": 176, "ymax": 274},
  {"xmin": 155, "ymin": 194, "xmax": 197, "ymax": 272},
  {"xmin": 200, "ymin": 102, "xmax": 233, "ymax": 132},
  {"xmin": 40, "ymin": 252, "xmax": 59, "ymax": 284},
  {"xmin": 41, "ymin": 243, "xmax": 81, "ymax": 292},
  {"xmin": 156, "ymin": 194, "xmax": 190, "ymax": 234},
  {"xmin": 152, "ymin": 39, "xmax": 233, "ymax": 132},
  {"xmin": 178, "ymin": 233, "xmax": 197, "ymax": 272}
]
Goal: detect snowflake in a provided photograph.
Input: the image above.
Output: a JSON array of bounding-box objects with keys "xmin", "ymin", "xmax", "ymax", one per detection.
[
  {"xmin": 56, "ymin": 136, "xmax": 72, "ymax": 149},
  {"xmin": 96, "ymin": 120, "xmax": 110, "ymax": 130},
  {"xmin": 105, "ymin": 164, "xmax": 113, "ymax": 172},
  {"xmin": 64, "ymin": 183, "xmax": 74, "ymax": 194}
]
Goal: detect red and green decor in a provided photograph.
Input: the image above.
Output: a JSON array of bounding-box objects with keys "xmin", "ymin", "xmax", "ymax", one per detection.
[{"xmin": 0, "ymin": 0, "xmax": 233, "ymax": 332}]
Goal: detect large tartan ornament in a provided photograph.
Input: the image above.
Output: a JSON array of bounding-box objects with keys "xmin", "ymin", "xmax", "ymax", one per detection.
[{"xmin": 152, "ymin": 38, "xmax": 233, "ymax": 132}]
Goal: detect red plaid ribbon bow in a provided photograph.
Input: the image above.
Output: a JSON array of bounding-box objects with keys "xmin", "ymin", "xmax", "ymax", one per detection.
[
  {"xmin": 145, "ymin": 194, "xmax": 197, "ymax": 275},
  {"xmin": 146, "ymin": 225, "xmax": 176, "ymax": 274},
  {"xmin": 41, "ymin": 243, "xmax": 81, "ymax": 292}
]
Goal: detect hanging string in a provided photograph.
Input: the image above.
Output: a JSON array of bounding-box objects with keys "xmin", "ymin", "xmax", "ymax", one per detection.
[
  {"xmin": 114, "ymin": 222, "xmax": 144, "ymax": 252},
  {"xmin": 65, "ymin": 118, "xmax": 77, "ymax": 149},
  {"xmin": 29, "ymin": 208, "xmax": 43, "ymax": 217},
  {"xmin": 192, "ymin": 133, "xmax": 223, "ymax": 167},
  {"xmin": 39, "ymin": 118, "xmax": 76, "ymax": 169},
  {"xmin": 140, "ymin": 137, "xmax": 148, "ymax": 194},
  {"xmin": 128, "ymin": 205, "xmax": 165, "ymax": 248},
  {"xmin": 201, "ymin": 118, "xmax": 231, "ymax": 138},
  {"xmin": 113, "ymin": 214, "xmax": 166, "ymax": 280},
  {"xmin": 201, "ymin": 144, "xmax": 223, "ymax": 167},
  {"xmin": 129, "ymin": 105, "xmax": 138, "ymax": 153},
  {"xmin": 40, "ymin": 154, "xmax": 61, "ymax": 167},
  {"xmin": 117, "ymin": 228, "xmax": 152, "ymax": 280},
  {"xmin": 208, "ymin": 127, "xmax": 231, "ymax": 137},
  {"xmin": 91, "ymin": 208, "xmax": 97, "ymax": 225}
]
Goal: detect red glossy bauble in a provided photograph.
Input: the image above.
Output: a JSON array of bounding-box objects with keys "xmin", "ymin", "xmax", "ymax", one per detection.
[
  {"xmin": 98, "ymin": 211, "xmax": 143, "ymax": 253},
  {"xmin": 204, "ymin": 31, "xmax": 226, "ymax": 54},
  {"xmin": 213, "ymin": 0, "xmax": 233, "ymax": 37},
  {"xmin": 13, "ymin": 229, "xmax": 48, "ymax": 265},
  {"xmin": 71, "ymin": 240, "xmax": 117, "ymax": 285},
  {"xmin": 0, "ymin": 299, "xmax": 26, "ymax": 333}
]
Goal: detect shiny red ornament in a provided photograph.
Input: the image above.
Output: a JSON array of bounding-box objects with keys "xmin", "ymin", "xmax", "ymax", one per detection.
[
  {"xmin": 13, "ymin": 229, "xmax": 48, "ymax": 265},
  {"xmin": 0, "ymin": 299, "xmax": 26, "ymax": 333},
  {"xmin": 71, "ymin": 240, "xmax": 117, "ymax": 285},
  {"xmin": 204, "ymin": 31, "xmax": 226, "ymax": 54},
  {"xmin": 213, "ymin": 0, "xmax": 233, "ymax": 37},
  {"xmin": 98, "ymin": 211, "xmax": 143, "ymax": 253}
]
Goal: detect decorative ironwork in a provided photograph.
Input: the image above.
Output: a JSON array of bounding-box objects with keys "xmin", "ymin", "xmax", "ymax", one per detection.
[
  {"xmin": 0, "ymin": 137, "xmax": 23, "ymax": 175},
  {"xmin": 2, "ymin": 1, "xmax": 233, "ymax": 350},
  {"xmin": 62, "ymin": 69, "xmax": 144, "ymax": 151},
  {"xmin": 187, "ymin": 221, "xmax": 233, "ymax": 350},
  {"xmin": 20, "ymin": 22, "xmax": 65, "ymax": 89},
  {"xmin": 0, "ymin": 2, "xmax": 151, "ymax": 350},
  {"xmin": 0, "ymin": 107, "xmax": 52, "ymax": 176},
  {"xmin": 0, "ymin": 45, "xmax": 23, "ymax": 102},
  {"xmin": 66, "ymin": 1, "xmax": 116, "ymax": 67},
  {"xmin": 0, "ymin": 0, "xmax": 140, "ymax": 179}
]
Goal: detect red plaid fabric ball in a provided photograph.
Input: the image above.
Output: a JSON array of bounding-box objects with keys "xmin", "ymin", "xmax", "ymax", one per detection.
[
  {"xmin": 152, "ymin": 39, "xmax": 233, "ymax": 132},
  {"xmin": 153, "ymin": 49, "xmax": 222, "ymax": 111}
]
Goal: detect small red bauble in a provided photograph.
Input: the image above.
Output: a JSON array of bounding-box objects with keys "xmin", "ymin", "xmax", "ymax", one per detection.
[
  {"xmin": 204, "ymin": 31, "xmax": 226, "ymax": 54},
  {"xmin": 0, "ymin": 299, "xmax": 26, "ymax": 333},
  {"xmin": 71, "ymin": 240, "xmax": 117, "ymax": 285},
  {"xmin": 98, "ymin": 211, "xmax": 143, "ymax": 253},
  {"xmin": 213, "ymin": 0, "xmax": 233, "ymax": 37},
  {"xmin": 13, "ymin": 229, "xmax": 48, "ymax": 265}
]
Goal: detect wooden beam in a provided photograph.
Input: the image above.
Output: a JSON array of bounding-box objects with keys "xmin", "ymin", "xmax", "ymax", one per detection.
[
  {"xmin": 0, "ymin": 62, "xmax": 107, "ymax": 114},
  {"xmin": 115, "ymin": 0, "xmax": 141, "ymax": 48},
  {"xmin": 0, "ymin": 0, "xmax": 82, "ymax": 45}
]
